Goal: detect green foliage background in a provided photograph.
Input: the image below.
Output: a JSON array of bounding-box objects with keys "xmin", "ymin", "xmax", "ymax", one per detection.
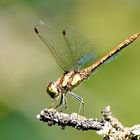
[{"xmin": 0, "ymin": 0, "xmax": 140, "ymax": 140}]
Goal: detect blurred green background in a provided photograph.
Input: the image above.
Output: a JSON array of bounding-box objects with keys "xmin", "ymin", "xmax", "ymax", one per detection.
[{"xmin": 0, "ymin": 0, "xmax": 140, "ymax": 140}]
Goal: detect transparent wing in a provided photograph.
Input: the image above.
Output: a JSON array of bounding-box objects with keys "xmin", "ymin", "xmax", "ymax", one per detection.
[
  {"xmin": 62, "ymin": 26, "xmax": 99, "ymax": 71},
  {"xmin": 34, "ymin": 20, "xmax": 99, "ymax": 72},
  {"xmin": 34, "ymin": 20, "xmax": 71, "ymax": 72}
]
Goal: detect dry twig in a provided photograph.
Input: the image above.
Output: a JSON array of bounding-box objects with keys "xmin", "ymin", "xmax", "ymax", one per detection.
[{"xmin": 37, "ymin": 106, "xmax": 140, "ymax": 140}]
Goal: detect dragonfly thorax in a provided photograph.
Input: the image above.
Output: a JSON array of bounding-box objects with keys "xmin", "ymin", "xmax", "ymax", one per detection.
[
  {"xmin": 46, "ymin": 82, "xmax": 60, "ymax": 98},
  {"xmin": 57, "ymin": 71, "xmax": 82, "ymax": 92}
]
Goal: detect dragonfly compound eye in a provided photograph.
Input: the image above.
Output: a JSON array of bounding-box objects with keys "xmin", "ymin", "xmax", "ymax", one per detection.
[{"xmin": 46, "ymin": 82, "xmax": 59, "ymax": 98}]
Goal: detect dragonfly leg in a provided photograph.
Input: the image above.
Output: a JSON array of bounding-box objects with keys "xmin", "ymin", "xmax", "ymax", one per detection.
[
  {"xmin": 47, "ymin": 94, "xmax": 63, "ymax": 109},
  {"xmin": 55, "ymin": 93, "xmax": 63, "ymax": 109},
  {"xmin": 69, "ymin": 92, "xmax": 85, "ymax": 116},
  {"xmin": 57, "ymin": 93, "xmax": 67, "ymax": 112}
]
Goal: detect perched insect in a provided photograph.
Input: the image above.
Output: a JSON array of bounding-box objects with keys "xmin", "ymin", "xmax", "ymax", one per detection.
[{"xmin": 34, "ymin": 20, "xmax": 140, "ymax": 113}]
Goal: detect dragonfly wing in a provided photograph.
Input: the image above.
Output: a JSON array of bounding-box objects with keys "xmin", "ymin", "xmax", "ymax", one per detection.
[
  {"xmin": 34, "ymin": 21, "xmax": 99, "ymax": 72},
  {"xmin": 34, "ymin": 20, "xmax": 72, "ymax": 72},
  {"xmin": 62, "ymin": 26, "xmax": 99, "ymax": 71}
]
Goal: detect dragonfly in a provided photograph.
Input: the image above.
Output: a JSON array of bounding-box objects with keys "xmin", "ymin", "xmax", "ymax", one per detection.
[{"xmin": 34, "ymin": 20, "xmax": 140, "ymax": 113}]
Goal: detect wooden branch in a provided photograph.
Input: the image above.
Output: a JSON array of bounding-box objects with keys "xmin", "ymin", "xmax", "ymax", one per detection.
[{"xmin": 37, "ymin": 106, "xmax": 140, "ymax": 140}]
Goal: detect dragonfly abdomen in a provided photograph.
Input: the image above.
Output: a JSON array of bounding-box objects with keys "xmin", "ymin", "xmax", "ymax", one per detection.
[{"xmin": 79, "ymin": 32, "xmax": 140, "ymax": 80}]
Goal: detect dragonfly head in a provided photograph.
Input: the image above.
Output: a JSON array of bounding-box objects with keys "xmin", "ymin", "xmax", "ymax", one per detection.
[{"xmin": 46, "ymin": 82, "xmax": 60, "ymax": 98}]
